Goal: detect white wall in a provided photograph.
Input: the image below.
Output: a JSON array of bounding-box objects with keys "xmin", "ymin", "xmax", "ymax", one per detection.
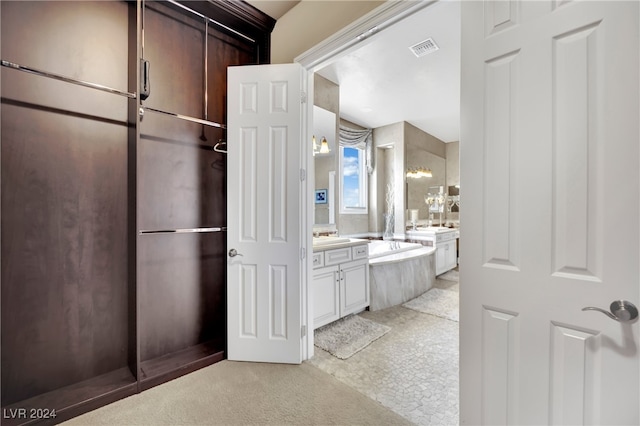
[{"xmin": 373, "ymin": 122, "xmax": 405, "ymax": 238}]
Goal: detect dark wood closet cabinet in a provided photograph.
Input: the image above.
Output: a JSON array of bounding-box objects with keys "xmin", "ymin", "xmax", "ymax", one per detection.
[{"xmin": 0, "ymin": 1, "xmax": 274, "ymax": 424}]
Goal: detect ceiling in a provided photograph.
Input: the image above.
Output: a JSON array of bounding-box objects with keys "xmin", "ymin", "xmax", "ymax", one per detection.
[
  {"xmin": 245, "ymin": 0, "xmax": 300, "ymax": 20},
  {"xmin": 316, "ymin": 1, "xmax": 461, "ymax": 143},
  {"xmin": 247, "ymin": 0, "xmax": 460, "ymax": 143}
]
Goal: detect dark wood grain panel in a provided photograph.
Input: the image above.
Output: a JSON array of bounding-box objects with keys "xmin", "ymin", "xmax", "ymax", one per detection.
[
  {"xmin": 136, "ymin": 3, "xmax": 254, "ymax": 363},
  {"xmin": 1, "ymin": 0, "xmax": 130, "ymax": 407},
  {"xmin": 1, "ymin": 0, "xmax": 271, "ymax": 422},
  {"xmin": 1, "ymin": 368, "xmax": 136, "ymax": 426},
  {"xmin": 0, "ymin": 105, "xmax": 130, "ymax": 405},
  {"xmin": 128, "ymin": 0, "xmax": 142, "ymax": 383},
  {"xmin": 168, "ymin": 0, "xmax": 275, "ymax": 63},
  {"xmin": 138, "ymin": 232, "xmax": 227, "ymax": 361},
  {"xmin": 207, "ymin": 24, "xmax": 257, "ymax": 127},
  {"xmin": 139, "ymin": 340, "xmax": 224, "ymax": 391}
]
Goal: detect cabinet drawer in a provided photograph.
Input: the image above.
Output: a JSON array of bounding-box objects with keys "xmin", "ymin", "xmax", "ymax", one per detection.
[
  {"xmin": 352, "ymin": 244, "xmax": 368, "ymax": 260},
  {"xmin": 312, "ymin": 252, "xmax": 324, "ymax": 268},
  {"xmin": 324, "ymin": 247, "xmax": 351, "ymax": 266}
]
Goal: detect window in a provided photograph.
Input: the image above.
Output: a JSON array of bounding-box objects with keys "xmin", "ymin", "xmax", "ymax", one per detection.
[{"xmin": 339, "ymin": 144, "xmax": 368, "ymax": 214}]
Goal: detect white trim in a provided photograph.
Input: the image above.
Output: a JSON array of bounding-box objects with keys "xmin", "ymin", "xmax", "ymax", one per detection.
[
  {"xmin": 303, "ymin": 71, "xmax": 315, "ymax": 360},
  {"xmin": 296, "ymin": 0, "xmax": 434, "ymax": 361},
  {"xmin": 329, "ymin": 170, "xmax": 336, "ymax": 224},
  {"xmin": 295, "ymin": 1, "xmax": 436, "ymax": 72}
]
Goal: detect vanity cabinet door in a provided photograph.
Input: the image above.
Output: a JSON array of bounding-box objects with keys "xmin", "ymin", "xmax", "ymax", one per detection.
[
  {"xmin": 339, "ymin": 259, "xmax": 370, "ymax": 317},
  {"xmin": 444, "ymin": 240, "xmax": 457, "ymax": 271},
  {"xmin": 436, "ymin": 245, "xmax": 447, "ymax": 276},
  {"xmin": 436, "ymin": 240, "xmax": 457, "ymax": 276},
  {"xmin": 312, "ymin": 266, "xmax": 340, "ymax": 329}
]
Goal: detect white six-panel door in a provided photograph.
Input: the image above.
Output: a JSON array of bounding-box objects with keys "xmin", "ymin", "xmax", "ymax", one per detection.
[
  {"xmin": 460, "ymin": 1, "xmax": 639, "ymax": 424},
  {"xmin": 227, "ymin": 64, "xmax": 306, "ymax": 364}
]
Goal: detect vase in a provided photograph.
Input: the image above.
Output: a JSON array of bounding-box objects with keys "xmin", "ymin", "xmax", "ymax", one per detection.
[{"xmin": 383, "ymin": 212, "xmax": 394, "ymax": 240}]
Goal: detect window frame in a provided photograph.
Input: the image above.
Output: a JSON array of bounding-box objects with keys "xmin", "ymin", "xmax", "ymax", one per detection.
[{"xmin": 338, "ymin": 143, "xmax": 368, "ymax": 215}]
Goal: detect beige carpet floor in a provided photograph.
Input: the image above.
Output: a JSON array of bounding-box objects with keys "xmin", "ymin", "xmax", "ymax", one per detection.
[{"xmin": 63, "ymin": 360, "xmax": 412, "ymax": 426}]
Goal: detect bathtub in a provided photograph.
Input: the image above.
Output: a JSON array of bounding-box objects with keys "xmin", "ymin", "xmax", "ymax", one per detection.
[
  {"xmin": 368, "ymin": 240, "xmax": 431, "ymax": 262},
  {"xmin": 367, "ymin": 240, "xmax": 436, "ymax": 311}
]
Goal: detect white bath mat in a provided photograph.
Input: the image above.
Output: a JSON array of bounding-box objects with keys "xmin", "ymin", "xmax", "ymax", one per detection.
[
  {"xmin": 403, "ymin": 288, "xmax": 459, "ymax": 322},
  {"xmin": 314, "ymin": 315, "xmax": 391, "ymax": 360},
  {"xmin": 438, "ymin": 269, "xmax": 459, "ymax": 282}
]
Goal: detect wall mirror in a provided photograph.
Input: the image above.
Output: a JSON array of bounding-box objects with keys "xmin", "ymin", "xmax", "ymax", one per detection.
[
  {"xmin": 405, "ymin": 151, "xmax": 446, "ymax": 222},
  {"xmin": 313, "ymin": 106, "xmax": 336, "ymax": 225},
  {"xmin": 447, "ymin": 185, "xmax": 460, "ymax": 213}
]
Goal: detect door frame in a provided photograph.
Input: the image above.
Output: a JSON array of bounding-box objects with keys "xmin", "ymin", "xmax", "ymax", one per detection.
[
  {"xmin": 295, "ymin": 3, "xmax": 640, "ymax": 423},
  {"xmin": 294, "ymin": 1, "xmax": 435, "ymax": 359}
]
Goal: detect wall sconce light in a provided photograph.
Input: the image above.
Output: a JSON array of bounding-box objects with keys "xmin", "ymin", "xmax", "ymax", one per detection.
[
  {"xmin": 312, "ymin": 135, "xmax": 331, "ymax": 156},
  {"xmin": 406, "ymin": 167, "xmax": 432, "ymax": 178},
  {"xmin": 319, "ymin": 137, "xmax": 330, "ymax": 154}
]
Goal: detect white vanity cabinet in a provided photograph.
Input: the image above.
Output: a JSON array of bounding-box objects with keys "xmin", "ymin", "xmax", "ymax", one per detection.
[
  {"xmin": 436, "ymin": 239, "xmax": 457, "ymax": 276},
  {"xmin": 311, "ymin": 265, "xmax": 340, "ymax": 328},
  {"xmin": 339, "ymin": 258, "xmax": 369, "ymax": 317},
  {"xmin": 312, "ymin": 241, "xmax": 369, "ymax": 329},
  {"xmin": 406, "ymin": 228, "xmax": 459, "ymax": 276}
]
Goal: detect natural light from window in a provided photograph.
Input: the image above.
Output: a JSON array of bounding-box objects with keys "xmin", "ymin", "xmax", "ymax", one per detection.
[{"xmin": 340, "ymin": 145, "xmax": 367, "ymax": 213}]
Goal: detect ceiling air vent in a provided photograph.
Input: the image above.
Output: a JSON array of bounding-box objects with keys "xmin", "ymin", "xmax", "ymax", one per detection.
[{"xmin": 409, "ymin": 38, "xmax": 439, "ymax": 58}]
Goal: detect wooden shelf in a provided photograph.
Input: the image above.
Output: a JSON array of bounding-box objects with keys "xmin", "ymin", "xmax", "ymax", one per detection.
[
  {"xmin": 139, "ymin": 340, "xmax": 225, "ymax": 391},
  {"xmin": 1, "ymin": 367, "xmax": 137, "ymax": 426}
]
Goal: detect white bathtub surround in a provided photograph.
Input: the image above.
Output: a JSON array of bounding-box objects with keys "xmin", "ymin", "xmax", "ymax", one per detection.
[
  {"xmin": 367, "ymin": 240, "xmax": 436, "ymax": 311},
  {"xmin": 369, "ymin": 240, "xmax": 426, "ymax": 260}
]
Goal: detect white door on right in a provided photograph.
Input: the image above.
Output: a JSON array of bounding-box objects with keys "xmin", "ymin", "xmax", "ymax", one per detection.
[{"xmin": 460, "ymin": 1, "xmax": 639, "ymax": 425}]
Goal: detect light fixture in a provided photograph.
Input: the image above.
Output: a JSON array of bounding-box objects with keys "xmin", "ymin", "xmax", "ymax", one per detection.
[
  {"xmin": 312, "ymin": 135, "xmax": 331, "ymax": 155},
  {"xmin": 319, "ymin": 137, "xmax": 330, "ymax": 154},
  {"xmin": 406, "ymin": 167, "xmax": 432, "ymax": 178}
]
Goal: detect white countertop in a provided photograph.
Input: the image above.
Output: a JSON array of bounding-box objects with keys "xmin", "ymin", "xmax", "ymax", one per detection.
[
  {"xmin": 407, "ymin": 226, "xmax": 458, "ymax": 234},
  {"xmin": 406, "ymin": 227, "xmax": 459, "ymax": 242},
  {"xmin": 312, "ymin": 237, "xmax": 369, "ymax": 251}
]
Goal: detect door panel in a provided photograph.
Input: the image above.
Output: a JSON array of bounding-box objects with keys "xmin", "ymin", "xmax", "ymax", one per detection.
[
  {"xmin": 227, "ymin": 64, "xmax": 305, "ymax": 364},
  {"xmin": 460, "ymin": 1, "xmax": 639, "ymax": 424}
]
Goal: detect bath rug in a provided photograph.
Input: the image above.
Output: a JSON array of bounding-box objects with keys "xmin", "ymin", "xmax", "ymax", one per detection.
[
  {"xmin": 403, "ymin": 288, "xmax": 459, "ymax": 322},
  {"xmin": 314, "ymin": 315, "xmax": 391, "ymax": 359},
  {"xmin": 438, "ymin": 269, "xmax": 459, "ymax": 282}
]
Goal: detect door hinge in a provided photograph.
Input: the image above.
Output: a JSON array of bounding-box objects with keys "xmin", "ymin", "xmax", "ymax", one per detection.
[
  {"xmin": 300, "ymin": 247, "xmax": 306, "ymax": 260},
  {"xmin": 300, "ymin": 168, "xmax": 306, "ymax": 181},
  {"xmin": 301, "ymin": 91, "xmax": 307, "ymax": 104},
  {"xmin": 301, "ymin": 325, "xmax": 307, "ymax": 337}
]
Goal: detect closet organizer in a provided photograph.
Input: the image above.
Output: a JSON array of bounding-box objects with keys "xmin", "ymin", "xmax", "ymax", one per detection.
[{"xmin": 0, "ymin": 1, "xmax": 274, "ymax": 424}]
